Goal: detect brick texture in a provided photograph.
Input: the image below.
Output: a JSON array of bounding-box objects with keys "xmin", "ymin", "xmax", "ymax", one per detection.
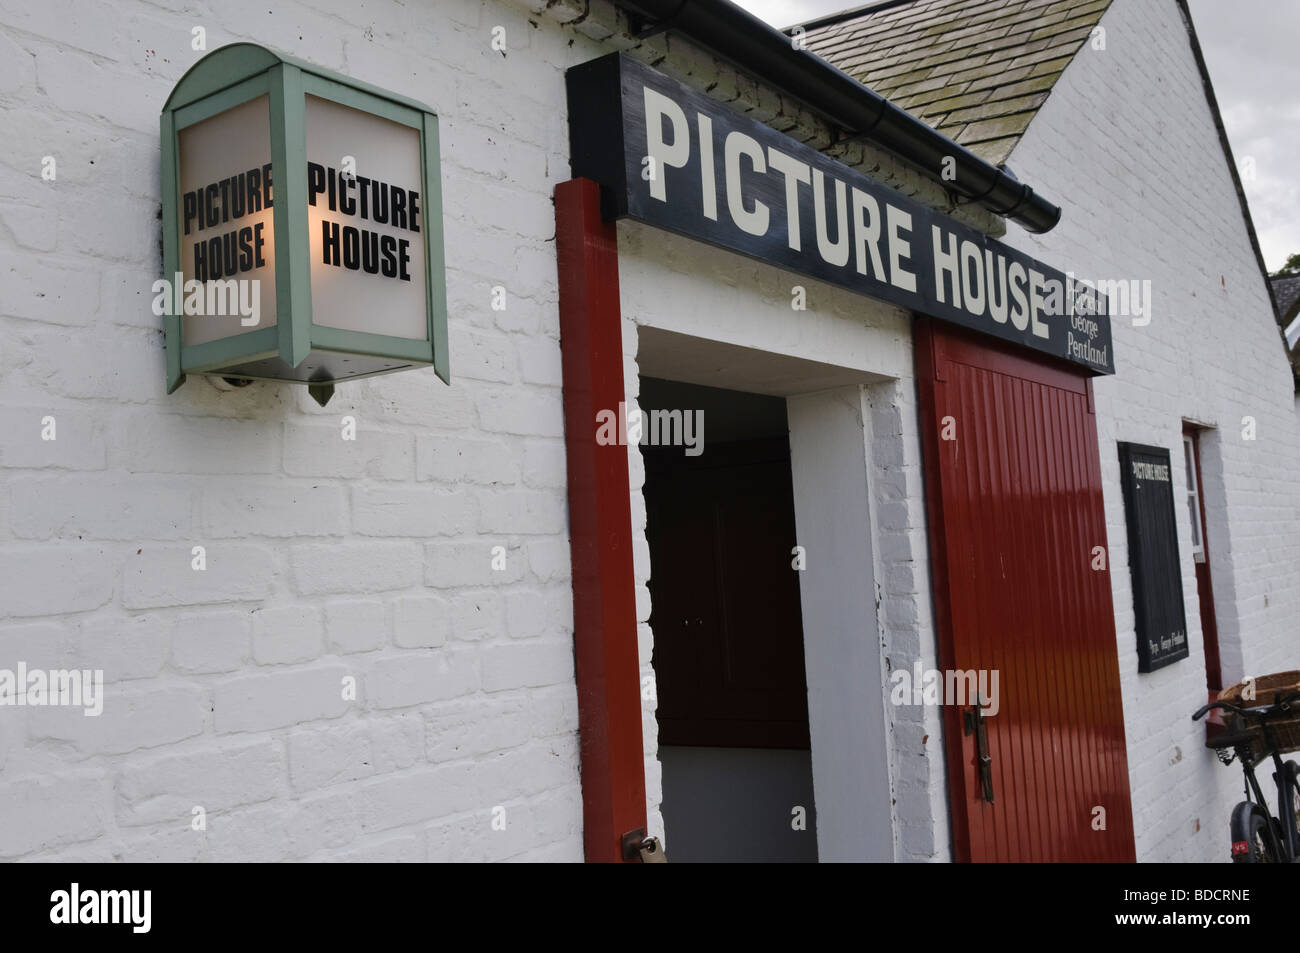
[{"xmin": 0, "ymin": 0, "xmax": 1282, "ymax": 866}]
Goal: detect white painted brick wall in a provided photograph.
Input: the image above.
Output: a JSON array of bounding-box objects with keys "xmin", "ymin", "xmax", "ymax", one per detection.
[
  {"xmin": 1006, "ymin": 0, "xmax": 1300, "ymax": 862},
  {"xmin": 3, "ymin": 0, "xmax": 1277, "ymax": 864},
  {"xmin": 0, "ymin": 0, "xmax": 597, "ymax": 862}
]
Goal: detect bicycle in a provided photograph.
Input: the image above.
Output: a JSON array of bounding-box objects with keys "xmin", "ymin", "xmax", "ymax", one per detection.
[{"xmin": 1193, "ymin": 689, "xmax": 1300, "ymax": 863}]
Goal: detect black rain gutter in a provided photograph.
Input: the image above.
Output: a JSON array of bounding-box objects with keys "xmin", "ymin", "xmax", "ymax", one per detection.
[{"xmin": 610, "ymin": 0, "xmax": 1063, "ymax": 233}]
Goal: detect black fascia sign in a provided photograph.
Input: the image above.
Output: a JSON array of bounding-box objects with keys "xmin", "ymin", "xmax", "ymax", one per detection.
[
  {"xmin": 565, "ymin": 53, "xmax": 1116, "ymax": 375},
  {"xmin": 1118, "ymin": 442, "xmax": 1190, "ymax": 672}
]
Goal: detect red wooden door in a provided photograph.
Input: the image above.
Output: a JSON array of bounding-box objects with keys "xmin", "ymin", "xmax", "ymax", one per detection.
[{"xmin": 916, "ymin": 318, "xmax": 1136, "ymax": 862}]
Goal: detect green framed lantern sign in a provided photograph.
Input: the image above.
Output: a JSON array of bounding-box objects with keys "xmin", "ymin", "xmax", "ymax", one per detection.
[{"xmin": 160, "ymin": 43, "xmax": 449, "ymax": 405}]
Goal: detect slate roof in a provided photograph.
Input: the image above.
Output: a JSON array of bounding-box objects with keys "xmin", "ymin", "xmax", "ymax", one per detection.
[
  {"xmin": 1272, "ymin": 274, "xmax": 1300, "ymax": 330},
  {"xmin": 797, "ymin": 0, "xmax": 1113, "ymax": 166}
]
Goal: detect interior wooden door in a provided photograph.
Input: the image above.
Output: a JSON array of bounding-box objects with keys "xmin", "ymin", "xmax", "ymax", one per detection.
[
  {"xmin": 916, "ymin": 318, "xmax": 1136, "ymax": 862},
  {"xmin": 644, "ymin": 437, "xmax": 810, "ymax": 749}
]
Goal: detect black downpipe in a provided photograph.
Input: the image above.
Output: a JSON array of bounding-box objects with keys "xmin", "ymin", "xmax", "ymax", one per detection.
[{"xmin": 611, "ymin": 0, "xmax": 1062, "ymax": 233}]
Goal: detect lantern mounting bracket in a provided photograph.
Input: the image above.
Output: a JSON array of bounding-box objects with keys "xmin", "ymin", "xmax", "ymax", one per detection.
[{"xmin": 307, "ymin": 382, "xmax": 335, "ymax": 407}]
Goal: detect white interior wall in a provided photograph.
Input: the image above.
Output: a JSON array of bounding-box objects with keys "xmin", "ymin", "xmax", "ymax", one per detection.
[
  {"xmin": 786, "ymin": 385, "xmax": 895, "ymax": 861},
  {"xmin": 658, "ymin": 746, "xmax": 817, "ymax": 862}
]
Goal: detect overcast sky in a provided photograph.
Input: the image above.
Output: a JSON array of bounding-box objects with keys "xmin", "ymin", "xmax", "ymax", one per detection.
[{"xmin": 734, "ymin": 0, "xmax": 1298, "ymax": 272}]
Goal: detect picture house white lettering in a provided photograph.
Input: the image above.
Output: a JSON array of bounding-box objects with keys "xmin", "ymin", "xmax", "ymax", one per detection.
[{"xmin": 566, "ymin": 53, "xmax": 1116, "ymax": 375}]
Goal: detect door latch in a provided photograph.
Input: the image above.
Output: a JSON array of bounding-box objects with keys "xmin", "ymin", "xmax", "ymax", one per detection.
[{"xmin": 964, "ymin": 694, "xmax": 995, "ymax": 804}]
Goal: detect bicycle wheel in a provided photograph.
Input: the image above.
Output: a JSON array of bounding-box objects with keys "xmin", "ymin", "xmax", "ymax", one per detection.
[
  {"xmin": 1282, "ymin": 761, "xmax": 1300, "ymax": 852},
  {"xmin": 1230, "ymin": 801, "xmax": 1281, "ymax": 863}
]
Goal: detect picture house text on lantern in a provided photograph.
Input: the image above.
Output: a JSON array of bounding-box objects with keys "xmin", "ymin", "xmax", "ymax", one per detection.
[
  {"xmin": 182, "ymin": 163, "xmax": 273, "ymax": 234},
  {"xmin": 309, "ymin": 162, "xmax": 420, "ymax": 282},
  {"xmin": 182, "ymin": 163, "xmax": 272, "ymax": 282},
  {"xmin": 181, "ymin": 161, "xmax": 423, "ymax": 283}
]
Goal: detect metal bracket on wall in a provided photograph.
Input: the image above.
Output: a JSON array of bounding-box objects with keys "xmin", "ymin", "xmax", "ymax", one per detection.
[
  {"xmin": 627, "ymin": 15, "xmax": 669, "ymax": 37},
  {"xmin": 624, "ymin": 0, "xmax": 689, "ymax": 38},
  {"xmin": 620, "ymin": 827, "xmax": 647, "ymax": 860},
  {"xmin": 308, "ymin": 382, "xmax": 335, "ymax": 407}
]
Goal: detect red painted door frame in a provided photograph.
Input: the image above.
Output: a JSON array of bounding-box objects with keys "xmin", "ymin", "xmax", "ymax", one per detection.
[
  {"xmin": 554, "ymin": 178, "xmax": 647, "ymax": 862},
  {"xmin": 1182, "ymin": 423, "xmax": 1221, "ymax": 693},
  {"xmin": 916, "ymin": 317, "xmax": 1136, "ymax": 862}
]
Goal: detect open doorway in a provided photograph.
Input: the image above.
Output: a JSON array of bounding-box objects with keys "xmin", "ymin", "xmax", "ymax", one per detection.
[{"xmin": 640, "ymin": 376, "xmax": 817, "ymax": 862}]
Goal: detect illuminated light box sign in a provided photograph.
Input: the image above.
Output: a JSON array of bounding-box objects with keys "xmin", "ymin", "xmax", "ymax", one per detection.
[
  {"xmin": 566, "ymin": 54, "xmax": 1115, "ymax": 375},
  {"xmin": 1118, "ymin": 442, "xmax": 1189, "ymax": 672},
  {"xmin": 160, "ymin": 43, "xmax": 449, "ymax": 405}
]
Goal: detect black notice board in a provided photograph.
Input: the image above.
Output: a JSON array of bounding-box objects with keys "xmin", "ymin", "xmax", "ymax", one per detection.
[{"xmin": 1118, "ymin": 442, "xmax": 1189, "ymax": 672}]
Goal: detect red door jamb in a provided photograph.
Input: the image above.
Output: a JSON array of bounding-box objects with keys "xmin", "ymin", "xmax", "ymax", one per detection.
[
  {"xmin": 914, "ymin": 320, "xmax": 972, "ymax": 862},
  {"xmin": 554, "ymin": 178, "xmax": 647, "ymax": 862}
]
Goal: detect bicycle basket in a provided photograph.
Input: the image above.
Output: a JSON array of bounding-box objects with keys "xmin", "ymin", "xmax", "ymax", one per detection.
[{"xmin": 1218, "ymin": 671, "xmax": 1300, "ymax": 755}]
